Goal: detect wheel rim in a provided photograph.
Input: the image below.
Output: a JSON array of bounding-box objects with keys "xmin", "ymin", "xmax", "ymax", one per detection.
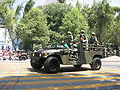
[
  {"xmin": 95, "ymin": 60, "xmax": 101, "ymax": 69},
  {"xmin": 49, "ymin": 59, "xmax": 59, "ymax": 71}
]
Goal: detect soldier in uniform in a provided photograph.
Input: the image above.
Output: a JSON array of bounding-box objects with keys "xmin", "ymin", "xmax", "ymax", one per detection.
[
  {"xmin": 67, "ymin": 31, "xmax": 73, "ymax": 48},
  {"xmin": 89, "ymin": 32, "xmax": 98, "ymax": 45},
  {"xmin": 80, "ymin": 30, "xmax": 87, "ymax": 43},
  {"xmin": 79, "ymin": 30, "xmax": 88, "ymax": 50}
]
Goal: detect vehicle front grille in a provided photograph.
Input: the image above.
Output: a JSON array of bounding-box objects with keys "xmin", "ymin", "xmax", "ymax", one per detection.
[{"xmin": 34, "ymin": 53, "xmax": 40, "ymax": 57}]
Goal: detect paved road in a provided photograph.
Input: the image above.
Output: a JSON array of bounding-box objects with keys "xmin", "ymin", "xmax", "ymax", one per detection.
[{"xmin": 0, "ymin": 56, "xmax": 120, "ymax": 90}]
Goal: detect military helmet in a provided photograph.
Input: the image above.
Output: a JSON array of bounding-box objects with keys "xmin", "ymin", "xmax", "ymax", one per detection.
[
  {"xmin": 68, "ymin": 31, "xmax": 72, "ymax": 34},
  {"xmin": 92, "ymin": 32, "xmax": 95, "ymax": 35},
  {"xmin": 81, "ymin": 30, "xmax": 84, "ymax": 33}
]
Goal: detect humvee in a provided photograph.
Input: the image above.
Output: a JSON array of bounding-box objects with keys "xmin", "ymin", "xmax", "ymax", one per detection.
[{"xmin": 30, "ymin": 43, "xmax": 105, "ymax": 72}]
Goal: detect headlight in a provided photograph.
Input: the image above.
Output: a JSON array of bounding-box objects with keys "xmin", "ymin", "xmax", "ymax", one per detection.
[
  {"xmin": 42, "ymin": 53, "xmax": 49, "ymax": 57},
  {"xmin": 39, "ymin": 53, "xmax": 41, "ymax": 57},
  {"xmin": 32, "ymin": 53, "xmax": 34, "ymax": 56}
]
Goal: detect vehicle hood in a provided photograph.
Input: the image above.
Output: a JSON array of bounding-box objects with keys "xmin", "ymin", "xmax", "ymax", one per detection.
[{"xmin": 36, "ymin": 48, "xmax": 63, "ymax": 53}]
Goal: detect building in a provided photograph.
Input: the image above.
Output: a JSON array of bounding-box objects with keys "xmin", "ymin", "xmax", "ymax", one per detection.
[{"xmin": 0, "ymin": 27, "xmax": 12, "ymax": 50}]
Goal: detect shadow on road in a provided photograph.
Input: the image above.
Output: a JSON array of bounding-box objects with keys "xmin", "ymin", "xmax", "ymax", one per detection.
[{"xmin": 27, "ymin": 66, "xmax": 92, "ymax": 74}]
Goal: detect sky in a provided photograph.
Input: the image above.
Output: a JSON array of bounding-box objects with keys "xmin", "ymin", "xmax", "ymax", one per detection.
[{"xmin": 14, "ymin": 0, "xmax": 120, "ymax": 8}]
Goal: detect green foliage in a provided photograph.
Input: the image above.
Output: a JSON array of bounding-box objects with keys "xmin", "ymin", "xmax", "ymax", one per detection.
[
  {"xmin": 113, "ymin": 6, "xmax": 120, "ymax": 13},
  {"xmin": 86, "ymin": 0, "xmax": 115, "ymax": 43},
  {"xmin": 41, "ymin": 3, "xmax": 72, "ymax": 32},
  {"xmin": 76, "ymin": 0, "xmax": 82, "ymax": 11},
  {"xmin": 39, "ymin": 3, "xmax": 72, "ymax": 45},
  {"xmin": 18, "ymin": 8, "xmax": 49, "ymax": 50},
  {"xmin": 116, "ymin": 13, "xmax": 120, "ymax": 20},
  {"xmin": 33, "ymin": 44, "xmax": 42, "ymax": 50},
  {"xmin": 49, "ymin": 30, "xmax": 64, "ymax": 44},
  {"xmin": 0, "ymin": 0, "xmax": 22, "ymax": 50},
  {"xmin": 1, "ymin": 0, "xmax": 120, "ymax": 50},
  {"xmin": 109, "ymin": 14, "xmax": 120, "ymax": 49},
  {"xmin": 60, "ymin": 8, "xmax": 89, "ymax": 41},
  {"xmin": 0, "ymin": 0, "xmax": 15, "ymax": 8},
  {"xmin": 57, "ymin": 0, "xmax": 66, "ymax": 3},
  {"xmin": 82, "ymin": 0, "xmax": 120, "ymax": 48},
  {"xmin": 23, "ymin": 0, "xmax": 35, "ymax": 17}
]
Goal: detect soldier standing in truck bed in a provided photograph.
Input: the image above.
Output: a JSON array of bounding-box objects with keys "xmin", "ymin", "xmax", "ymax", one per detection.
[
  {"xmin": 89, "ymin": 32, "xmax": 98, "ymax": 45},
  {"xmin": 67, "ymin": 31, "xmax": 73, "ymax": 48},
  {"xmin": 79, "ymin": 30, "xmax": 88, "ymax": 50},
  {"xmin": 80, "ymin": 30, "xmax": 87, "ymax": 43}
]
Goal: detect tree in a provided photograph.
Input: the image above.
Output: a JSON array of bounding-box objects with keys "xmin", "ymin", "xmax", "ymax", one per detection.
[
  {"xmin": 60, "ymin": 8, "xmax": 89, "ymax": 41},
  {"xmin": 41, "ymin": 3, "xmax": 72, "ymax": 32},
  {"xmin": 39, "ymin": 3, "xmax": 72, "ymax": 44},
  {"xmin": 86, "ymin": 0, "xmax": 115, "ymax": 43},
  {"xmin": 76, "ymin": 0, "xmax": 82, "ymax": 11},
  {"xmin": 23, "ymin": 0, "xmax": 35, "ymax": 18},
  {"xmin": 0, "ymin": 0, "xmax": 22, "ymax": 50},
  {"xmin": 57, "ymin": 0, "xmax": 66, "ymax": 3},
  {"xmin": 108, "ymin": 12, "xmax": 120, "ymax": 50},
  {"xmin": 18, "ymin": 8, "xmax": 49, "ymax": 50}
]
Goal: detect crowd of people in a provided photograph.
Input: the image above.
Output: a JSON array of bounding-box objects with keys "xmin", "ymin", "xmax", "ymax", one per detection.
[
  {"xmin": 0, "ymin": 49, "xmax": 20, "ymax": 60},
  {"xmin": 0, "ymin": 46, "xmax": 26, "ymax": 61}
]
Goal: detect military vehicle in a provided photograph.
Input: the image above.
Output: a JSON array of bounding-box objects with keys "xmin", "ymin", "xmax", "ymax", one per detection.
[{"xmin": 30, "ymin": 43, "xmax": 105, "ymax": 72}]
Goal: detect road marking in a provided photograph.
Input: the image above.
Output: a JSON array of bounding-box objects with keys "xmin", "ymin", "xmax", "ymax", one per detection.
[
  {"xmin": 18, "ymin": 81, "xmax": 120, "ymax": 90},
  {"xmin": 0, "ymin": 73, "xmax": 120, "ymax": 81},
  {"xmin": 2, "ymin": 77, "xmax": 119, "ymax": 86},
  {"xmin": 2, "ymin": 78, "xmax": 18, "ymax": 89}
]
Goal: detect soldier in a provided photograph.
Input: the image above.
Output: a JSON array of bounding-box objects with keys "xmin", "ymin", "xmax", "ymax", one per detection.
[
  {"xmin": 67, "ymin": 31, "xmax": 73, "ymax": 48},
  {"xmin": 89, "ymin": 32, "xmax": 98, "ymax": 45},
  {"xmin": 79, "ymin": 30, "xmax": 88, "ymax": 50},
  {"xmin": 80, "ymin": 30, "xmax": 87, "ymax": 43}
]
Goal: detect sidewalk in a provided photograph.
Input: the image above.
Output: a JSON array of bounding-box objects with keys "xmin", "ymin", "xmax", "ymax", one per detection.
[
  {"xmin": 0, "ymin": 59, "xmax": 30, "ymax": 63},
  {"xmin": 101, "ymin": 56, "xmax": 120, "ymax": 62}
]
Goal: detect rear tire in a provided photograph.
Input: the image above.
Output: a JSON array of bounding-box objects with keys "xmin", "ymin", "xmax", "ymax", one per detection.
[
  {"xmin": 90, "ymin": 57, "xmax": 101, "ymax": 70},
  {"xmin": 44, "ymin": 57, "xmax": 60, "ymax": 73}
]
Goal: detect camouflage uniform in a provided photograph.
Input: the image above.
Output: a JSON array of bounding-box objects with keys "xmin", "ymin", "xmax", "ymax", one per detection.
[
  {"xmin": 79, "ymin": 30, "xmax": 88, "ymax": 50},
  {"xmin": 80, "ymin": 30, "xmax": 88, "ymax": 43},
  {"xmin": 89, "ymin": 32, "xmax": 98, "ymax": 45},
  {"xmin": 67, "ymin": 31, "xmax": 73, "ymax": 48}
]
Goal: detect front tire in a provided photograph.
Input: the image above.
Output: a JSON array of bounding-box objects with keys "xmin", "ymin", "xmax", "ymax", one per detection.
[
  {"xmin": 30, "ymin": 59, "xmax": 42, "ymax": 70},
  {"xmin": 44, "ymin": 57, "xmax": 60, "ymax": 73},
  {"xmin": 90, "ymin": 57, "xmax": 101, "ymax": 70}
]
